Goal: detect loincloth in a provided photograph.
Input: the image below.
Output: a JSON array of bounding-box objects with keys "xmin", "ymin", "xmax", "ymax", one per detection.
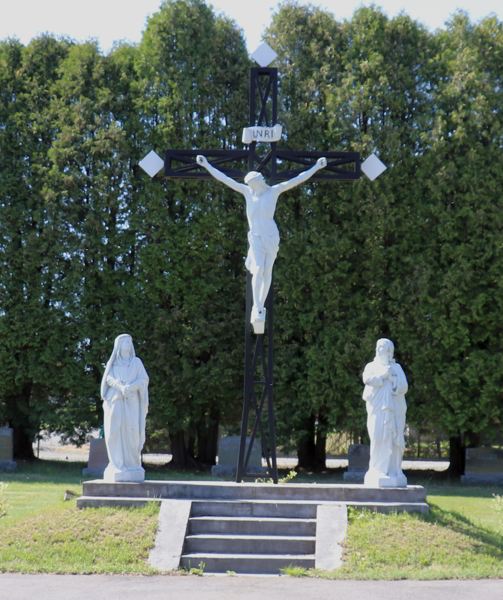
[{"xmin": 245, "ymin": 230, "xmax": 280, "ymax": 274}]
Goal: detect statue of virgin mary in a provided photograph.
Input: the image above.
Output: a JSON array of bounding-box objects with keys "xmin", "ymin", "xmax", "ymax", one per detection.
[{"xmin": 101, "ymin": 334, "xmax": 149, "ymax": 482}]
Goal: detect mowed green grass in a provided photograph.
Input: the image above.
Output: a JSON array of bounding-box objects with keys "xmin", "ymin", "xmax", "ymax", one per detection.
[
  {"xmin": 285, "ymin": 483, "xmax": 503, "ymax": 579},
  {"xmin": 327, "ymin": 496, "xmax": 502, "ymax": 579},
  {"xmin": 0, "ymin": 461, "xmax": 160, "ymax": 574},
  {"xmin": 1, "ymin": 461, "xmax": 502, "ymax": 577}
]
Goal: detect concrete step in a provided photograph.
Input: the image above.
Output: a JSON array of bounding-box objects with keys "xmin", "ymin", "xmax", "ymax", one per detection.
[
  {"xmin": 77, "ymin": 496, "xmax": 152, "ymax": 509},
  {"xmin": 190, "ymin": 500, "xmax": 318, "ymax": 519},
  {"xmin": 184, "ymin": 533, "xmax": 316, "ymax": 555},
  {"xmin": 179, "ymin": 552, "xmax": 315, "ymax": 574},
  {"xmin": 188, "ymin": 516, "xmax": 316, "ymax": 536},
  {"xmin": 77, "ymin": 495, "xmax": 428, "ymax": 514},
  {"xmin": 77, "ymin": 495, "xmax": 429, "ymax": 518}
]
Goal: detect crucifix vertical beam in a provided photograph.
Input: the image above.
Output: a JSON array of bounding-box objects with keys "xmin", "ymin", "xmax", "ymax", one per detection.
[{"xmin": 248, "ymin": 67, "xmax": 278, "ymax": 181}]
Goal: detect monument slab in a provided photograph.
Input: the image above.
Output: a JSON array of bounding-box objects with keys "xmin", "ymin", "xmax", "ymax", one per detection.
[
  {"xmin": 461, "ymin": 447, "xmax": 503, "ymax": 484},
  {"xmin": 212, "ymin": 436, "xmax": 266, "ymax": 476},
  {"xmin": 0, "ymin": 428, "xmax": 16, "ymax": 471},
  {"xmin": 343, "ymin": 444, "xmax": 370, "ymax": 482},
  {"xmin": 82, "ymin": 438, "xmax": 109, "ymax": 477}
]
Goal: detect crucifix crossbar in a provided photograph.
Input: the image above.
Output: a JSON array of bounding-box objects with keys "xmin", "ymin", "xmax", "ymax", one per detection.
[{"xmin": 164, "ymin": 149, "xmax": 360, "ymax": 182}]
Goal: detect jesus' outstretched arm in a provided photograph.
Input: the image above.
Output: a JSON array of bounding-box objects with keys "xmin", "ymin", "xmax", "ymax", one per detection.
[
  {"xmin": 272, "ymin": 157, "xmax": 327, "ymax": 194},
  {"xmin": 196, "ymin": 155, "xmax": 248, "ymax": 195}
]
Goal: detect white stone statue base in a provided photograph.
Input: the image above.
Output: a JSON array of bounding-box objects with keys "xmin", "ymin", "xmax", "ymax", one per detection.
[
  {"xmin": 103, "ymin": 464, "xmax": 145, "ymax": 483},
  {"xmin": 364, "ymin": 470, "xmax": 407, "ymax": 488}
]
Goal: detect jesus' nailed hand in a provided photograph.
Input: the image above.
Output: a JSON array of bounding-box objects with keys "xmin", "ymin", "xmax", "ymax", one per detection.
[{"xmin": 196, "ymin": 154, "xmax": 327, "ymax": 333}]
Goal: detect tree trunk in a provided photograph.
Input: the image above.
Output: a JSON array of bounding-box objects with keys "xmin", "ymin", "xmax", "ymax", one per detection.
[
  {"xmin": 297, "ymin": 414, "xmax": 317, "ymax": 469},
  {"xmin": 169, "ymin": 431, "xmax": 199, "ymax": 470},
  {"xmin": 315, "ymin": 410, "xmax": 328, "ymax": 468},
  {"xmin": 7, "ymin": 386, "xmax": 35, "ymax": 460},
  {"xmin": 196, "ymin": 408, "xmax": 220, "ymax": 465},
  {"xmin": 447, "ymin": 433, "xmax": 465, "ymax": 477},
  {"xmin": 187, "ymin": 434, "xmax": 196, "ymax": 458},
  {"xmin": 315, "ymin": 432, "xmax": 326, "ymax": 468},
  {"xmin": 12, "ymin": 425, "xmax": 35, "ymax": 460}
]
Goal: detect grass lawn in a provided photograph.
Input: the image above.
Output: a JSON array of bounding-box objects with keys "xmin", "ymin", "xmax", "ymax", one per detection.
[{"xmin": 0, "ymin": 460, "xmax": 502, "ymax": 578}]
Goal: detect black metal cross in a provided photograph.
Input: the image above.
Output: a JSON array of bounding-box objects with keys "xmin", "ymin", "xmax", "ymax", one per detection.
[{"xmin": 161, "ymin": 65, "xmax": 361, "ymax": 483}]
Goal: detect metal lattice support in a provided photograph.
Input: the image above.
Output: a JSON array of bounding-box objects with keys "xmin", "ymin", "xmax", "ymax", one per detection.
[
  {"xmin": 236, "ymin": 272, "xmax": 278, "ymax": 482},
  {"xmin": 236, "ymin": 68, "xmax": 279, "ymax": 483}
]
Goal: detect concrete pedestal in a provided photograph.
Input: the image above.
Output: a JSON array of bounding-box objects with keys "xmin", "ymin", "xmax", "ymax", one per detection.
[
  {"xmin": 364, "ymin": 470, "xmax": 407, "ymax": 488},
  {"xmin": 103, "ymin": 465, "xmax": 145, "ymax": 483}
]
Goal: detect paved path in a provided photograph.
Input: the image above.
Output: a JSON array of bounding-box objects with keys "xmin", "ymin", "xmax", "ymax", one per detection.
[{"xmin": 1, "ymin": 574, "xmax": 501, "ymax": 600}]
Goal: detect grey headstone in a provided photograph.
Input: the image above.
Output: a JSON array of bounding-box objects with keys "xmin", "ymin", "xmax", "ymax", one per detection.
[
  {"xmin": 212, "ymin": 436, "xmax": 267, "ymax": 477},
  {"xmin": 82, "ymin": 438, "xmax": 109, "ymax": 477},
  {"xmin": 0, "ymin": 428, "xmax": 16, "ymax": 471},
  {"xmin": 461, "ymin": 447, "xmax": 503, "ymax": 484},
  {"xmin": 343, "ymin": 444, "xmax": 370, "ymax": 482},
  {"xmin": 0, "ymin": 428, "xmax": 13, "ymax": 461}
]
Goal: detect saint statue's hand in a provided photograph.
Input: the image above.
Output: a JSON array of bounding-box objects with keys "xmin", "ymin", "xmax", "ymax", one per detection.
[
  {"xmin": 317, "ymin": 157, "xmax": 327, "ymax": 169},
  {"xmin": 197, "ymin": 155, "xmax": 209, "ymax": 168}
]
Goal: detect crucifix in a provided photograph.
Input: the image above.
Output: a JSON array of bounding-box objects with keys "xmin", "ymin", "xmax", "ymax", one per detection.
[{"xmin": 139, "ymin": 43, "xmax": 385, "ymax": 483}]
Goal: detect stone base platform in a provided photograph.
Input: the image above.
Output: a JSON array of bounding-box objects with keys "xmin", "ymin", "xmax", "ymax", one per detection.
[
  {"xmin": 77, "ymin": 479, "xmax": 428, "ymax": 513},
  {"xmin": 77, "ymin": 480, "xmax": 427, "ymax": 574}
]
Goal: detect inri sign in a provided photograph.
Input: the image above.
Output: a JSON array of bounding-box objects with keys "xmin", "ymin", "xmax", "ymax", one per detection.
[{"xmin": 242, "ymin": 124, "xmax": 283, "ymax": 145}]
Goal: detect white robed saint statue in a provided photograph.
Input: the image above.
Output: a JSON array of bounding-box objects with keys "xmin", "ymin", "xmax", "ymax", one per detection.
[
  {"xmin": 196, "ymin": 155, "xmax": 327, "ymax": 333},
  {"xmin": 362, "ymin": 338, "xmax": 408, "ymax": 488},
  {"xmin": 101, "ymin": 334, "xmax": 149, "ymax": 482}
]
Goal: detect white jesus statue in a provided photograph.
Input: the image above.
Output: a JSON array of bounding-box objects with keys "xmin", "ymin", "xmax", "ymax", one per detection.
[{"xmin": 196, "ymin": 155, "xmax": 327, "ymax": 333}]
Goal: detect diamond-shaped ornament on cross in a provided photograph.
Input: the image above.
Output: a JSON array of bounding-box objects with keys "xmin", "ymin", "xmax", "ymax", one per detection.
[
  {"xmin": 138, "ymin": 150, "xmax": 164, "ymax": 178},
  {"xmin": 251, "ymin": 42, "xmax": 277, "ymax": 67},
  {"xmin": 361, "ymin": 154, "xmax": 387, "ymax": 181}
]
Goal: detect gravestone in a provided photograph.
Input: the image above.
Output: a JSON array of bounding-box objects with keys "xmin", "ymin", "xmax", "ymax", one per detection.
[
  {"xmin": 82, "ymin": 438, "xmax": 109, "ymax": 477},
  {"xmin": 212, "ymin": 436, "xmax": 267, "ymax": 477},
  {"xmin": 461, "ymin": 447, "xmax": 503, "ymax": 484},
  {"xmin": 0, "ymin": 427, "xmax": 17, "ymax": 471},
  {"xmin": 343, "ymin": 444, "xmax": 370, "ymax": 482}
]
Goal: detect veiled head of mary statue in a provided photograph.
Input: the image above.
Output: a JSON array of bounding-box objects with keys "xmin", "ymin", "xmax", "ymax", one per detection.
[
  {"xmin": 375, "ymin": 338, "xmax": 394, "ymax": 362},
  {"xmin": 112, "ymin": 334, "xmax": 135, "ymax": 364}
]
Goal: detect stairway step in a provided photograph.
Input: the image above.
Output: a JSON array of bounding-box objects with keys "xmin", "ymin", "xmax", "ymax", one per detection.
[
  {"xmin": 190, "ymin": 499, "xmax": 429, "ymax": 516},
  {"xmin": 188, "ymin": 516, "xmax": 316, "ymax": 536},
  {"xmin": 184, "ymin": 534, "xmax": 316, "ymax": 555},
  {"xmin": 180, "ymin": 552, "xmax": 315, "ymax": 574},
  {"xmin": 77, "ymin": 496, "xmax": 152, "ymax": 509},
  {"xmin": 190, "ymin": 500, "xmax": 318, "ymax": 519},
  {"xmin": 77, "ymin": 496, "xmax": 428, "ymax": 514}
]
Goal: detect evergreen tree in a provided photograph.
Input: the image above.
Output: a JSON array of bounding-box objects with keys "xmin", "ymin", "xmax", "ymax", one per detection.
[
  {"xmin": 0, "ymin": 36, "xmax": 73, "ymax": 457},
  {"xmin": 134, "ymin": 0, "xmax": 251, "ymax": 467},
  {"xmin": 408, "ymin": 13, "xmax": 503, "ymax": 474}
]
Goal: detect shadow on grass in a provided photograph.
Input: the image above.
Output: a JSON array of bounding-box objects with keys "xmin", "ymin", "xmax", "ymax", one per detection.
[{"xmin": 424, "ymin": 504, "xmax": 503, "ymax": 559}]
